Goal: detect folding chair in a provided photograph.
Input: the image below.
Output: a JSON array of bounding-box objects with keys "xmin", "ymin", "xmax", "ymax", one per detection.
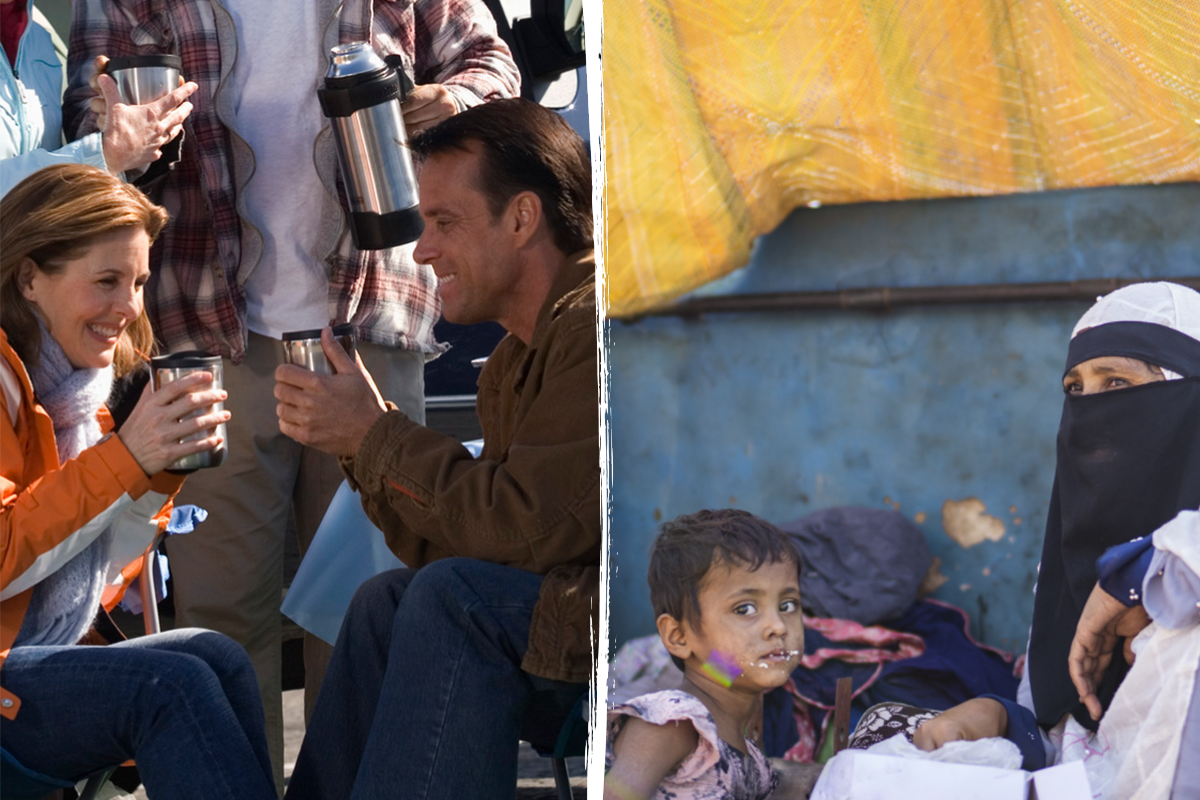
[
  {"xmin": 524, "ymin": 690, "xmax": 589, "ymax": 800},
  {"xmin": 0, "ymin": 535, "xmax": 164, "ymax": 800}
]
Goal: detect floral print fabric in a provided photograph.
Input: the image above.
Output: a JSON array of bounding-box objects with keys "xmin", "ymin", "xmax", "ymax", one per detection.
[
  {"xmin": 606, "ymin": 689, "xmax": 778, "ymax": 800},
  {"xmin": 846, "ymin": 702, "xmax": 940, "ymax": 750}
]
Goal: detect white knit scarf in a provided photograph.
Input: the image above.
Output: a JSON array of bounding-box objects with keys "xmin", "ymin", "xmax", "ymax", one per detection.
[
  {"xmin": 30, "ymin": 319, "xmax": 113, "ymax": 462},
  {"xmin": 13, "ymin": 320, "xmax": 116, "ymax": 648}
]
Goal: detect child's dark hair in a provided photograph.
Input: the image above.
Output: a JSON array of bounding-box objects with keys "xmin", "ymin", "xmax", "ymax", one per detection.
[{"xmin": 649, "ymin": 509, "xmax": 803, "ymax": 669}]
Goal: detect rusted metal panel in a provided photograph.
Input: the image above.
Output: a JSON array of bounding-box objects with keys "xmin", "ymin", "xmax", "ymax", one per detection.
[{"xmin": 606, "ymin": 183, "xmax": 1200, "ymax": 656}]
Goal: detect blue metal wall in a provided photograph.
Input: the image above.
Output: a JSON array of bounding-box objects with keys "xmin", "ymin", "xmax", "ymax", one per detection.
[{"xmin": 606, "ymin": 182, "xmax": 1200, "ymax": 656}]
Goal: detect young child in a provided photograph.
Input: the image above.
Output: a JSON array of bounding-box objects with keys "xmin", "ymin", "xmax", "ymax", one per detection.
[{"xmin": 605, "ymin": 509, "xmax": 805, "ymax": 800}]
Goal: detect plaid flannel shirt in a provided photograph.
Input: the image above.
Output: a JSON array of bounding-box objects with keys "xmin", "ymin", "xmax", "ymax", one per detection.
[{"xmin": 64, "ymin": 0, "xmax": 520, "ymax": 361}]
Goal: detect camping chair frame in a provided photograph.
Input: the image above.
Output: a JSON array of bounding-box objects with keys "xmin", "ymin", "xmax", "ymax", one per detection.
[{"xmin": 51, "ymin": 534, "xmax": 165, "ymax": 800}]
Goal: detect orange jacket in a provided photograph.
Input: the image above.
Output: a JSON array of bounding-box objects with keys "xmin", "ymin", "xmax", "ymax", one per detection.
[{"xmin": 0, "ymin": 330, "xmax": 184, "ymax": 719}]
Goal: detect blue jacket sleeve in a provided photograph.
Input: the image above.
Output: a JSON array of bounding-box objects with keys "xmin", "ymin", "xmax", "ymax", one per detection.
[
  {"xmin": 1097, "ymin": 537, "xmax": 1156, "ymax": 607},
  {"xmin": 0, "ymin": 133, "xmax": 107, "ymax": 197},
  {"xmin": 981, "ymin": 694, "xmax": 1046, "ymax": 771}
]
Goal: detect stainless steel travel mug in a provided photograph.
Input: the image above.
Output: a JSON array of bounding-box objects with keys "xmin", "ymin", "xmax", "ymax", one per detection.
[
  {"xmin": 318, "ymin": 42, "xmax": 424, "ymax": 250},
  {"xmin": 106, "ymin": 54, "xmax": 182, "ymax": 105},
  {"xmin": 281, "ymin": 324, "xmax": 357, "ymax": 375},
  {"xmin": 150, "ymin": 351, "xmax": 227, "ymax": 474}
]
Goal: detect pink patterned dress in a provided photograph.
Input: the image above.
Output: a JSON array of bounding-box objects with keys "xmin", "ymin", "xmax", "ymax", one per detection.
[{"xmin": 606, "ymin": 690, "xmax": 778, "ymax": 800}]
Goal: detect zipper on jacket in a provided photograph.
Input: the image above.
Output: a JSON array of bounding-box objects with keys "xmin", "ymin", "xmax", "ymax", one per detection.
[
  {"xmin": 11, "ymin": 0, "xmax": 27, "ymax": 79},
  {"xmin": 8, "ymin": 0, "xmax": 47, "ymax": 81},
  {"xmin": 2, "ymin": 53, "xmax": 29, "ymax": 152},
  {"xmin": 6, "ymin": 0, "xmax": 39, "ymax": 151},
  {"xmin": 3, "ymin": 0, "xmax": 41, "ymax": 80}
]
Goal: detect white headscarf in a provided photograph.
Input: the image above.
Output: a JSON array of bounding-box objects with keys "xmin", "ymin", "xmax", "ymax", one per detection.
[{"xmin": 1071, "ymin": 281, "xmax": 1200, "ymax": 380}]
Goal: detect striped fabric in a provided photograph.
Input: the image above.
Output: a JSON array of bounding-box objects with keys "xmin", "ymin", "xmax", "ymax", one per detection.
[{"xmin": 603, "ymin": 0, "xmax": 1200, "ymax": 316}]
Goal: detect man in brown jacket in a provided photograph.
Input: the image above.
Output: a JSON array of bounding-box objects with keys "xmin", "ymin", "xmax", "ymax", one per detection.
[{"xmin": 275, "ymin": 98, "xmax": 598, "ymax": 799}]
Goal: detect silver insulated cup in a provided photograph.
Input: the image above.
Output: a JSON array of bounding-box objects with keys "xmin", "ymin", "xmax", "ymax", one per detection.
[
  {"xmin": 281, "ymin": 324, "xmax": 357, "ymax": 375},
  {"xmin": 106, "ymin": 54, "xmax": 182, "ymax": 105},
  {"xmin": 150, "ymin": 351, "xmax": 227, "ymax": 474},
  {"xmin": 318, "ymin": 42, "xmax": 424, "ymax": 250}
]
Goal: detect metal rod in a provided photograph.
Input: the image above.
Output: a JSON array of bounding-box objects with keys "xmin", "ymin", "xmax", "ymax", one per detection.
[
  {"xmin": 140, "ymin": 533, "xmax": 163, "ymax": 635},
  {"xmin": 628, "ymin": 277, "xmax": 1200, "ymax": 319},
  {"xmin": 551, "ymin": 757, "xmax": 572, "ymax": 800}
]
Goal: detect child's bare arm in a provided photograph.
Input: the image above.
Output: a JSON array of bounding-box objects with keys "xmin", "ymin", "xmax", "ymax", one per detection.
[{"xmin": 605, "ymin": 717, "xmax": 699, "ymax": 800}]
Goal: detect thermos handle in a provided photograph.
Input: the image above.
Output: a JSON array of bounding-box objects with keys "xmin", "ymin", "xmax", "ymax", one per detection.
[
  {"xmin": 383, "ymin": 54, "xmax": 416, "ymax": 98},
  {"xmin": 318, "ymin": 57, "xmax": 414, "ymax": 118}
]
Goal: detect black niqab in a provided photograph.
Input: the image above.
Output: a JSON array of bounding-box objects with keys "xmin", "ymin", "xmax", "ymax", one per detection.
[{"xmin": 1028, "ymin": 322, "xmax": 1200, "ymax": 730}]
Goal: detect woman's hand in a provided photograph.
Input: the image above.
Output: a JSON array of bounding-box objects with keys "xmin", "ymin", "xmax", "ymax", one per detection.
[
  {"xmin": 1068, "ymin": 582, "xmax": 1151, "ymax": 721},
  {"xmin": 116, "ymin": 371, "xmax": 229, "ymax": 476},
  {"xmin": 912, "ymin": 698, "xmax": 1008, "ymax": 751},
  {"xmin": 89, "ymin": 55, "xmax": 197, "ymax": 175}
]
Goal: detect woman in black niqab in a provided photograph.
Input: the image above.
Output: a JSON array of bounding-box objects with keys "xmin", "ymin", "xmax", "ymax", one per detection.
[
  {"xmin": 1028, "ymin": 283, "xmax": 1200, "ymax": 730},
  {"xmin": 907, "ymin": 283, "xmax": 1200, "ymax": 767}
]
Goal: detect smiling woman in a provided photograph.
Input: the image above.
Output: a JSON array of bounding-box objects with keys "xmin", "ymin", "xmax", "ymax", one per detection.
[
  {"xmin": 1, "ymin": 167, "xmax": 158, "ymax": 379},
  {"xmin": 16, "ymin": 227, "xmax": 151, "ymax": 371},
  {"xmin": 0, "ymin": 164, "xmax": 274, "ymax": 799}
]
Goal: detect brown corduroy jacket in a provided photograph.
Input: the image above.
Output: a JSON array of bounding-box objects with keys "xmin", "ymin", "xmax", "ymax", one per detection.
[{"xmin": 341, "ymin": 251, "xmax": 600, "ymax": 684}]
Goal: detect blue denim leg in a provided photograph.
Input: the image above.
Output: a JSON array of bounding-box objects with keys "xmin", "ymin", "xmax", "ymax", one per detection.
[
  {"xmin": 287, "ymin": 558, "xmax": 586, "ymax": 800},
  {"xmin": 0, "ymin": 628, "xmax": 276, "ymax": 799}
]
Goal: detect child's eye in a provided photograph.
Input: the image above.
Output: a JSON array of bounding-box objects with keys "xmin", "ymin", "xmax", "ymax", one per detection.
[
  {"xmin": 780, "ymin": 599, "xmax": 798, "ymax": 613},
  {"xmin": 733, "ymin": 603, "xmax": 756, "ymax": 616}
]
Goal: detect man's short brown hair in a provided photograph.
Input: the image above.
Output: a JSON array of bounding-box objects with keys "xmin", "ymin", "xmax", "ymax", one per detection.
[{"xmin": 411, "ymin": 98, "xmax": 592, "ymax": 255}]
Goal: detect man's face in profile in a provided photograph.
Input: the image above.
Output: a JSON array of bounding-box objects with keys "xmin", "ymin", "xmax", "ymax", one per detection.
[{"xmin": 413, "ymin": 143, "xmax": 523, "ymax": 329}]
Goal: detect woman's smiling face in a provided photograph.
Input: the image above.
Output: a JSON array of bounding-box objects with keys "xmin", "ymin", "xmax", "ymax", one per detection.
[
  {"xmin": 1062, "ymin": 356, "xmax": 1166, "ymax": 396},
  {"xmin": 18, "ymin": 228, "xmax": 151, "ymax": 370}
]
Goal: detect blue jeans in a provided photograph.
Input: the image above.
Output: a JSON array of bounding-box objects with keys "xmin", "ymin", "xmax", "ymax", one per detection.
[
  {"xmin": 0, "ymin": 628, "xmax": 275, "ymax": 799},
  {"xmin": 286, "ymin": 559, "xmax": 587, "ymax": 800}
]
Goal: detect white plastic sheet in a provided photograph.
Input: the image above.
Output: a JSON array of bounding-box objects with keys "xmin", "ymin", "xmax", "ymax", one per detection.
[
  {"xmin": 866, "ymin": 733, "xmax": 1023, "ymax": 770},
  {"xmin": 811, "ymin": 751, "xmax": 1028, "ymax": 800},
  {"xmin": 281, "ymin": 480, "xmax": 404, "ymax": 645}
]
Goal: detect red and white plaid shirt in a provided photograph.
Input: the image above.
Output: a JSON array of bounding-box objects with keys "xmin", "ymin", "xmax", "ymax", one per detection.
[{"xmin": 64, "ymin": 0, "xmax": 519, "ymax": 361}]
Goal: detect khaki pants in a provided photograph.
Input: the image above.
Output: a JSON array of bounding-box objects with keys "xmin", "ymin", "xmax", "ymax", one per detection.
[{"xmin": 166, "ymin": 331, "xmax": 424, "ymax": 793}]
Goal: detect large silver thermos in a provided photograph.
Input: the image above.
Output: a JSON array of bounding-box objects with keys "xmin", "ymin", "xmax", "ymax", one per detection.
[{"xmin": 318, "ymin": 42, "xmax": 424, "ymax": 250}]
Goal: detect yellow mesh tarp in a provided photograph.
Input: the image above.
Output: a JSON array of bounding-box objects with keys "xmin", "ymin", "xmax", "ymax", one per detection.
[{"xmin": 603, "ymin": 0, "xmax": 1200, "ymax": 316}]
